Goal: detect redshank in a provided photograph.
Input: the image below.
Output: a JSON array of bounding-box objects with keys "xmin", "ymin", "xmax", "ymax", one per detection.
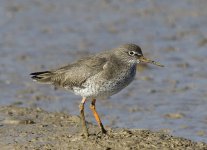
[{"xmin": 30, "ymin": 43, "xmax": 164, "ymax": 137}]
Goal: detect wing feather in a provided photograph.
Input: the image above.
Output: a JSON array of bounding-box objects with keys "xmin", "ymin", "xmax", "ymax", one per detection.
[{"xmin": 50, "ymin": 56, "xmax": 108, "ymax": 88}]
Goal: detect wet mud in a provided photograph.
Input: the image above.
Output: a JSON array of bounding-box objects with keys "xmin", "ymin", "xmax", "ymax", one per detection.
[{"xmin": 0, "ymin": 106, "xmax": 206, "ymax": 150}]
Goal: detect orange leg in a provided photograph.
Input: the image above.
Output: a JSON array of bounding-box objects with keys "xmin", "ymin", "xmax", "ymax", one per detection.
[
  {"xmin": 90, "ymin": 99, "xmax": 107, "ymax": 134},
  {"xmin": 79, "ymin": 97, "xmax": 89, "ymax": 137}
]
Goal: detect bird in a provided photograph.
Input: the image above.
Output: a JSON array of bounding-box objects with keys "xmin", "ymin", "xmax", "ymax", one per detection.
[{"xmin": 30, "ymin": 43, "xmax": 164, "ymax": 137}]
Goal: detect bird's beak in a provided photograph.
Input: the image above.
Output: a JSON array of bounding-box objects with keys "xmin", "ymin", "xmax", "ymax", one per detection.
[{"xmin": 139, "ymin": 56, "xmax": 164, "ymax": 67}]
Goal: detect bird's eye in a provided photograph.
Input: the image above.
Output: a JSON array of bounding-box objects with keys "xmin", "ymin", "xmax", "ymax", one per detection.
[{"xmin": 128, "ymin": 51, "xmax": 135, "ymax": 56}]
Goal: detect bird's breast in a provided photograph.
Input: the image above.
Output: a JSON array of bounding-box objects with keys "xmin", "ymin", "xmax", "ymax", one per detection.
[
  {"xmin": 94, "ymin": 64, "xmax": 137, "ymax": 97},
  {"xmin": 111, "ymin": 64, "xmax": 136, "ymax": 89},
  {"xmin": 72, "ymin": 64, "xmax": 137, "ymax": 98}
]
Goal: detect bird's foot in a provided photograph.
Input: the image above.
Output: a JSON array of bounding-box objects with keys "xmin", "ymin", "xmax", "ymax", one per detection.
[
  {"xmin": 95, "ymin": 129, "xmax": 111, "ymax": 139},
  {"xmin": 80, "ymin": 126, "xmax": 89, "ymax": 138}
]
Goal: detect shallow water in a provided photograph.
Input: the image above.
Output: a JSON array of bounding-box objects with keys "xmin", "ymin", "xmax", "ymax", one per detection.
[{"xmin": 0, "ymin": 0, "xmax": 207, "ymax": 143}]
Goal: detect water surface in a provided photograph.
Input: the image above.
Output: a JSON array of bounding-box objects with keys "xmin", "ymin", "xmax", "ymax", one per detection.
[{"xmin": 0, "ymin": 0, "xmax": 207, "ymax": 142}]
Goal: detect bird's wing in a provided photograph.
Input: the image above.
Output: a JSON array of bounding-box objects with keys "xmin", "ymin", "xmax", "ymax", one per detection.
[{"xmin": 50, "ymin": 55, "xmax": 109, "ymax": 88}]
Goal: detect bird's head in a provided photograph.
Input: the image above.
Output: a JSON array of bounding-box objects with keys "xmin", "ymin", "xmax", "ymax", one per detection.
[{"xmin": 114, "ymin": 43, "xmax": 164, "ymax": 67}]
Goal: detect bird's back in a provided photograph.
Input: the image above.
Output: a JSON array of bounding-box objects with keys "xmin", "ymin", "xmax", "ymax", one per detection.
[{"xmin": 30, "ymin": 53, "xmax": 109, "ymax": 89}]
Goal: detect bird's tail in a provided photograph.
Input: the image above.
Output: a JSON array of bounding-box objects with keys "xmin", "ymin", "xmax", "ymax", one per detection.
[{"xmin": 30, "ymin": 71, "xmax": 53, "ymax": 84}]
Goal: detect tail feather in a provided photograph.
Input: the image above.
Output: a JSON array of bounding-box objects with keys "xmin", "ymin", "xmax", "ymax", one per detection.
[{"xmin": 30, "ymin": 71, "xmax": 53, "ymax": 83}]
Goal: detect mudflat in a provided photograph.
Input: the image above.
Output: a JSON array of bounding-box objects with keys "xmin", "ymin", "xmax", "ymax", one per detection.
[
  {"xmin": 1, "ymin": 0, "xmax": 207, "ymax": 142},
  {"xmin": 0, "ymin": 106, "xmax": 206, "ymax": 150}
]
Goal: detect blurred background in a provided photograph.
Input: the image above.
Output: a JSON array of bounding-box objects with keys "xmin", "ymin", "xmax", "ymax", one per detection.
[{"xmin": 0, "ymin": 0, "xmax": 207, "ymax": 142}]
